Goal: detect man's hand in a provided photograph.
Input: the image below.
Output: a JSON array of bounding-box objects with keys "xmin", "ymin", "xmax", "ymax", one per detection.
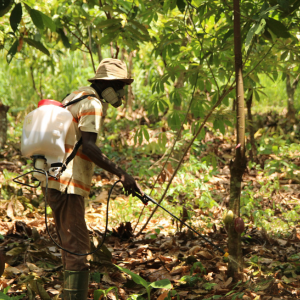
[{"xmin": 120, "ymin": 172, "xmax": 143, "ymax": 196}]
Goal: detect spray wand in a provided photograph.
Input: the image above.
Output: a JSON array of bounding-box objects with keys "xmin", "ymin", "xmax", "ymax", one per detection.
[
  {"xmin": 13, "ymin": 172, "xmax": 225, "ymax": 256},
  {"xmin": 133, "ymin": 191, "xmax": 225, "ymax": 255}
]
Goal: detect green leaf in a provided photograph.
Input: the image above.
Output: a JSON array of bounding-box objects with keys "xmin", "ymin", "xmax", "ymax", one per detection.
[
  {"xmin": 149, "ymin": 279, "xmax": 172, "ymax": 289},
  {"xmin": 255, "ymin": 18, "xmax": 266, "ymax": 35},
  {"xmin": 30, "ymin": 9, "xmax": 44, "ymax": 30},
  {"xmin": 176, "ymin": 0, "xmax": 185, "ymax": 13},
  {"xmin": 245, "ymin": 23, "xmax": 258, "ymax": 52},
  {"xmin": 222, "ymin": 29, "xmax": 233, "ymax": 43},
  {"xmin": 94, "ymin": 289, "xmax": 104, "ymax": 299},
  {"xmin": 41, "ymin": 13, "xmax": 56, "ymax": 31},
  {"xmin": 10, "ymin": 3, "xmax": 22, "ymax": 32},
  {"xmin": 57, "ymin": 28, "xmax": 70, "ymax": 48},
  {"xmin": 280, "ymin": 50, "xmax": 289, "ymax": 61},
  {"xmin": 0, "ymin": 291, "xmax": 25, "ymax": 300},
  {"xmin": 96, "ymin": 18, "xmax": 122, "ymax": 29},
  {"xmin": 6, "ymin": 246, "xmax": 26, "ymax": 256},
  {"xmin": 23, "ymin": 38, "xmax": 50, "ymax": 55},
  {"xmin": 129, "ymin": 20, "xmax": 149, "ymax": 36},
  {"xmin": 259, "ymin": 4, "xmax": 279, "ymax": 18},
  {"xmin": 115, "ymin": 265, "xmax": 149, "ymax": 289},
  {"xmin": 0, "ymin": 0, "xmax": 13, "ymax": 17},
  {"xmin": 254, "ymin": 90, "xmax": 260, "ymax": 102},
  {"xmin": 143, "ymin": 127, "xmax": 150, "ymax": 142},
  {"xmin": 266, "ymin": 18, "xmax": 290, "ymax": 38},
  {"xmin": 6, "ymin": 39, "xmax": 18, "ymax": 63}
]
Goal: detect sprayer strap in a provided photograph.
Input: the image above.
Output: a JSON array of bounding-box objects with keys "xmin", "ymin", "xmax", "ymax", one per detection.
[
  {"xmin": 62, "ymin": 94, "xmax": 95, "ymax": 108},
  {"xmin": 59, "ymin": 93, "xmax": 96, "ymax": 173}
]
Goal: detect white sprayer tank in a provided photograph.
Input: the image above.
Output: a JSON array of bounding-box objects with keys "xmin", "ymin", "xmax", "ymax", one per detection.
[{"xmin": 21, "ymin": 99, "xmax": 73, "ymax": 173}]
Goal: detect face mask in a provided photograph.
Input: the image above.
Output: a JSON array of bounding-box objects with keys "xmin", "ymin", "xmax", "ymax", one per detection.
[{"xmin": 101, "ymin": 87, "xmax": 125, "ymax": 108}]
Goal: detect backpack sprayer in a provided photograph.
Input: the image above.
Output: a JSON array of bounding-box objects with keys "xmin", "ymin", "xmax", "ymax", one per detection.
[{"xmin": 13, "ymin": 97, "xmax": 225, "ymax": 256}]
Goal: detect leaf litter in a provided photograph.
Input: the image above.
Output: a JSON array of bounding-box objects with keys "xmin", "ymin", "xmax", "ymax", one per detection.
[{"xmin": 1, "ymin": 130, "xmax": 300, "ymax": 299}]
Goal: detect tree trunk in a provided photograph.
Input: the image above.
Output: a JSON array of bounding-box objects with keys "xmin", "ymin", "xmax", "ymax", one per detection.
[
  {"xmin": 228, "ymin": 0, "xmax": 246, "ymax": 281},
  {"xmin": 97, "ymin": 44, "xmax": 102, "ymax": 63},
  {"xmin": 0, "ymin": 101, "xmax": 9, "ymax": 150},
  {"xmin": 127, "ymin": 51, "xmax": 134, "ymax": 114},
  {"xmin": 246, "ymin": 90, "xmax": 257, "ymax": 162},
  {"xmin": 286, "ymin": 73, "xmax": 299, "ymax": 124}
]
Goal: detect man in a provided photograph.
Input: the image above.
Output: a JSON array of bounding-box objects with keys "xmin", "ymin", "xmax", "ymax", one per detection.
[{"xmin": 42, "ymin": 58, "xmax": 142, "ymax": 299}]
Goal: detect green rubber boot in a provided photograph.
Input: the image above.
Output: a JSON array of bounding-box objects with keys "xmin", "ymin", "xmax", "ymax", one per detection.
[{"xmin": 63, "ymin": 270, "xmax": 89, "ymax": 300}]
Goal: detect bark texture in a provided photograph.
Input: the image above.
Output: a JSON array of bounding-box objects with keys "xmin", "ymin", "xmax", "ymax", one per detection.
[
  {"xmin": 246, "ymin": 91, "xmax": 257, "ymax": 162},
  {"xmin": 286, "ymin": 73, "xmax": 300, "ymax": 123},
  {"xmin": 228, "ymin": 0, "xmax": 246, "ymax": 281},
  {"xmin": 0, "ymin": 101, "xmax": 10, "ymax": 150}
]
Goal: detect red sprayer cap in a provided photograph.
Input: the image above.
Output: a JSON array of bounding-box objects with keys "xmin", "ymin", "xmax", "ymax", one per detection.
[{"xmin": 38, "ymin": 99, "xmax": 63, "ymax": 107}]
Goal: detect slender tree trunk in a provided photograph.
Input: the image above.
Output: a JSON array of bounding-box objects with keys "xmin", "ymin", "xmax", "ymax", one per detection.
[
  {"xmin": 127, "ymin": 51, "xmax": 134, "ymax": 114},
  {"xmin": 228, "ymin": 0, "xmax": 246, "ymax": 281},
  {"xmin": 0, "ymin": 101, "xmax": 9, "ymax": 150},
  {"xmin": 286, "ymin": 73, "xmax": 299, "ymax": 123},
  {"xmin": 97, "ymin": 44, "xmax": 102, "ymax": 63},
  {"xmin": 246, "ymin": 90, "xmax": 257, "ymax": 162}
]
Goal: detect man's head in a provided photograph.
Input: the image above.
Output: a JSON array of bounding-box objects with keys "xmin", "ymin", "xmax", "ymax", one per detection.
[{"xmin": 88, "ymin": 58, "xmax": 133, "ymax": 108}]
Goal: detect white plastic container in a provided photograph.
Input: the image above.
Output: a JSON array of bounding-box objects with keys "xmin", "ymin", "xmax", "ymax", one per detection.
[{"xmin": 21, "ymin": 99, "xmax": 73, "ymax": 171}]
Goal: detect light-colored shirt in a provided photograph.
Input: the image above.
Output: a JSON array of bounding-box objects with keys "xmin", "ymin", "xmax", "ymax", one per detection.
[{"xmin": 44, "ymin": 86, "xmax": 107, "ymax": 197}]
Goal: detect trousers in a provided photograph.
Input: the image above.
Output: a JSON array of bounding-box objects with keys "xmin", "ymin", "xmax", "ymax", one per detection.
[{"xmin": 42, "ymin": 188, "xmax": 90, "ymax": 271}]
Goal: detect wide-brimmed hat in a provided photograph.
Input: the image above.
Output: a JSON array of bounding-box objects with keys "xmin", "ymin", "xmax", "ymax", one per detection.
[{"xmin": 88, "ymin": 58, "xmax": 134, "ymax": 85}]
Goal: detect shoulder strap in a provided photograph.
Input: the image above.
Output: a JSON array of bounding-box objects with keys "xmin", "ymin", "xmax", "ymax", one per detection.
[
  {"xmin": 55, "ymin": 93, "xmax": 96, "ymax": 176},
  {"xmin": 62, "ymin": 94, "xmax": 95, "ymax": 108}
]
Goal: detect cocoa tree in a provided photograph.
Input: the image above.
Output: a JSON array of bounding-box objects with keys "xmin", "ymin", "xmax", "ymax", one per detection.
[{"xmin": 227, "ymin": 0, "xmax": 246, "ymax": 280}]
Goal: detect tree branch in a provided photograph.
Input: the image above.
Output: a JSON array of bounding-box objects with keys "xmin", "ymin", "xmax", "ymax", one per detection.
[
  {"xmin": 65, "ymin": 26, "xmax": 96, "ymax": 73},
  {"xmin": 136, "ymin": 81, "xmax": 234, "ymax": 236}
]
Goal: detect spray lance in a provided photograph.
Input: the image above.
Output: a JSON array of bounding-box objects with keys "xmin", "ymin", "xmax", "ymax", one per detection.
[
  {"xmin": 13, "ymin": 97, "xmax": 226, "ymax": 256},
  {"xmin": 13, "ymin": 168, "xmax": 225, "ymax": 256}
]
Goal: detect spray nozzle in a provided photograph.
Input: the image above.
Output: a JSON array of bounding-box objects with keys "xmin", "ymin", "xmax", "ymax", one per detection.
[{"xmin": 133, "ymin": 192, "xmax": 149, "ymax": 205}]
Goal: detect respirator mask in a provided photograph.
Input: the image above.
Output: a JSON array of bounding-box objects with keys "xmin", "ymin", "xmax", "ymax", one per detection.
[{"xmin": 101, "ymin": 87, "xmax": 126, "ymax": 108}]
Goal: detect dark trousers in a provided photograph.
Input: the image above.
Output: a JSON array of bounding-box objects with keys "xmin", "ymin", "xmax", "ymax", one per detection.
[{"xmin": 42, "ymin": 188, "xmax": 90, "ymax": 271}]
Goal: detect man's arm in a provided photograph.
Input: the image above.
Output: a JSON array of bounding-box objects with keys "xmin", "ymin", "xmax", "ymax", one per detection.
[{"xmin": 80, "ymin": 130, "xmax": 142, "ymax": 195}]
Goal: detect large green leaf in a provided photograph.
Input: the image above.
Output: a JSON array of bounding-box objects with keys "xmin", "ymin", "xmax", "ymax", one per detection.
[
  {"xmin": 0, "ymin": 0, "xmax": 13, "ymax": 17},
  {"xmin": 41, "ymin": 13, "xmax": 56, "ymax": 31},
  {"xmin": 266, "ymin": 18, "xmax": 290, "ymax": 38},
  {"xmin": 129, "ymin": 20, "xmax": 149, "ymax": 36},
  {"xmin": 177, "ymin": 0, "xmax": 186, "ymax": 13},
  {"xmin": 30, "ymin": 9, "xmax": 44, "ymax": 30},
  {"xmin": 255, "ymin": 18, "xmax": 266, "ymax": 35},
  {"xmin": 57, "ymin": 28, "xmax": 70, "ymax": 48},
  {"xmin": 9, "ymin": 2, "xmax": 22, "ymax": 32},
  {"xmin": 149, "ymin": 279, "xmax": 172, "ymax": 289},
  {"xmin": 259, "ymin": 4, "xmax": 279, "ymax": 18},
  {"xmin": 6, "ymin": 39, "xmax": 18, "ymax": 63},
  {"xmin": 23, "ymin": 38, "xmax": 50, "ymax": 55},
  {"xmin": 245, "ymin": 23, "xmax": 258, "ymax": 52},
  {"xmin": 115, "ymin": 265, "xmax": 149, "ymax": 289}
]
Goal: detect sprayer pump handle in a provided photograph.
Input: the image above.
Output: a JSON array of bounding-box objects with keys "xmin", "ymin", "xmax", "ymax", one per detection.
[{"xmin": 133, "ymin": 192, "xmax": 149, "ymax": 205}]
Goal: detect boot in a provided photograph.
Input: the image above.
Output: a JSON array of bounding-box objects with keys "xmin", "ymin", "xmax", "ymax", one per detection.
[{"xmin": 63, "ymin": 270, "xmax": 89, "ymax": 300}]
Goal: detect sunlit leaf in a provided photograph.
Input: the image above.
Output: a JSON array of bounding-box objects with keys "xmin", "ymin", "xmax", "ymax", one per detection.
[
  {"xmin": 41, "ymin": 13, "xmax": 56, "ymax": 32},
  {"xmin": 30, "ymin": 9, "xmax": 44, "ymax": 30}
]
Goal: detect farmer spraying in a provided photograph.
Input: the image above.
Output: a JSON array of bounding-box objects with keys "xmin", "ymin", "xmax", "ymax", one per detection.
[
  {"xmin": 16, "ymin": 57, "xmax": 226, "ymax": 300},
  {"xmin": 41, "ymin": 58, "xmax": 142, "ymax": 299}
]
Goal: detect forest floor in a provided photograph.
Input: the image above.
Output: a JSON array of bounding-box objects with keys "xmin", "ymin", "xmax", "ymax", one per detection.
[{"xmin": 0, "ymin": 115, "xmax": 300, "ymax": 300}]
